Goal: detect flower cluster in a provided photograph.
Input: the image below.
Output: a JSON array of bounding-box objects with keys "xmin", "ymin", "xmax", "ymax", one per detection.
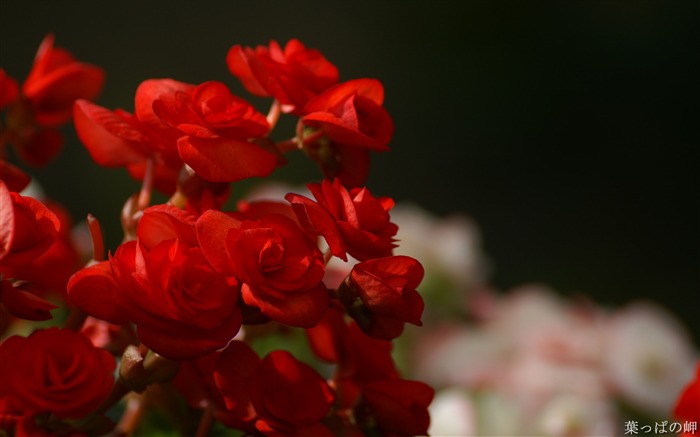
[
  {"xmin": 415, "ymin": 287, "xmax": 698, "ymax": 436},
  {"xmin": 383, "ymin": 202, "xmax": 700, "ymax": 437},
  {"xmin": 0, "ymin": 37, "xmax": 431, "ymax": 436}
]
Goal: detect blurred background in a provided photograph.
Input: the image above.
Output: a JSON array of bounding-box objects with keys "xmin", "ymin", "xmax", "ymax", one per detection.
[{"xmin": 1, "ymin": 0, "xmax": 697, "ymax": 345}]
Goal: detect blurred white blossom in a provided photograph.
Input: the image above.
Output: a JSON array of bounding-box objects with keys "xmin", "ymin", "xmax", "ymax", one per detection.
[{"xmin": 602, "ymin": 301, "xmax": 697, "ymax": 414}]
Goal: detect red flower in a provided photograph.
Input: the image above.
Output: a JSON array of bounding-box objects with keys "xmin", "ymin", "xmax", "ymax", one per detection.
[
  {"xmin": 0, "ymin": 35, "xmax": 103, "ymax": 167},
  {"xmin": 214, "ymin": 341, "xmax": 335, "ymax": 436},
  {"xmin": 22, "ymin": 34, "xmax": 104, "ymax": 127},
  {"xmin": 342, "ymin": 256, "xmax": 425, "ymax": 340},
  {"xmin": 196, "ymin": 210, "xmax": 328, "ymax": 327},
  {"xmin": 73, "ymin": 79, "xmax": 192, "ymax": 194},
  {"xmin": 68, "ymin": 205, "xmax": 242, "ymax": 360},
  {"xmin": 302, "ymin": 78, "xmax": 394, "ymax": 150},
  {"xmin": 0, "ymin": 328, "xmax": 115, "ymax": 419},
  {"xmin": 357, "ymin": 379, "xmax": 433, "ymax": 436},
  {"xmin": 286, "ymin": 178, "xmax": 397, "ymax": 261},
  {"xmin": 1, "ymin": 200, "xmax": 79, "ymax": 295},
  {"xmin": 674, "ymin": 361, "xmax": 700, "ymax": 436},
  {"xmin": 307, "ymin": 308, "xmax": 398, "ymax": 383},
  {"xmin": 152, "ymin": 80, "xmax": 276, "ymax": 182},
  {"xmin": 0, "ymin": 181, "xmax": 60, "ymax": 267},
  {"xmin": 227, "ymin": 39, "xmax": 339, "ymax": 114},
  {"xmin": 0, "ymin": 69, "xmax": 19, "ymax": 111}
]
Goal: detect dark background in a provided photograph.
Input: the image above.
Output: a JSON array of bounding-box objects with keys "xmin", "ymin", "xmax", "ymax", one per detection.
[{"xmin": 1, "ymin": 1, "xmax": 698, "ymax": 341}]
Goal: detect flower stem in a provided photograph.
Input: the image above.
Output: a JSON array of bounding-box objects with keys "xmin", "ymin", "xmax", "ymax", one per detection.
[
  {"xmin": 137, "ymin": 158, "xmax": 154, "ymax": 211},
  {"xmin": 266, "ymin": 99, "xmax": 281, "ymax": 131},
  {"xmin": 87, "ymin": 214, "xmax": 105, "ymax": 262},
  {"xmin": 112, "ymin": 393, "xmax": 145, "ymax": 437},
  {"xmin": 194, "ymin": 402, "xmax": 215, "ymax": 437}
]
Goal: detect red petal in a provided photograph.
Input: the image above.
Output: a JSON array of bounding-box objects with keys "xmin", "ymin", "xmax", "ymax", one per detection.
[
  {"xmin": 177, "ymin": 136, "xmax": 277, "ymax": 182},
  {"xmin": 226, "ymin": 45, "xmax": 269, "ymax": 97},
  {"xmin": 241, "ymin": 282, "xmax": 329, "ymax": 328},
  {"xmin": 0, "ymin": 182, "xmax": 15, "ymax": 260},
  {"xmin": 285, "ymin": 193, "xmax": 347, "ymax": 260},
  {"xmin": 135, "ymin": 78, "xmax": 195, "ymax": 128},
  {"xmin": 0, "ymin": 69, "xmax": 19, "ymax": 110},
  {"xmin": 137, "ymin": 205, "xmax": 198, "ymax": 249},
  {"xmin": 73, "ymin": 100, "xmax": 150, "ymax": 166},
  {"xmin": 67, "ymin": 261, "xmax": 129, "ymax": 325},
  {"xmin": 25, "ymin": 64, "xmax": 105, "ymax": 127},
  {"xmin": 303, "ymin": 78, "xmax": 384, "ymax": 113},
  {"xmin": 0, "ymin": 280, "xmax": 57, "ymax": 321},
  {"xmin": 302, "ymin": 111, "xmax": 390, "ymax": 151},
  {"xmin": 136, "ymin": 309, "xmax": 242, "ymax": 361},
  {"xmin": 0, "ymin": 161, "xmax": 30, "ymax": 192},
  {"xmin": 195, "ymin": 209, "xmax": 241, "ymax": 276},
  {"xmin": 14, "ymin": 128, "xmax": 64, "ymax": 167}
]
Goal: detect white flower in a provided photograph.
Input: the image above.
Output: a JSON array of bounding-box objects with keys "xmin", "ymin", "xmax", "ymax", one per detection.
[
  {"xmin": 602, "ymin": 301, "xmax": 697, "ymax": 414},
  {"xmin": 428, "ymin": 388, "xmax": 477, "ymax": 436},
  {"xmin": 391, "ymin": 203, "xmax": 487, "ymax": 291},
  {"xmin": 535, "ymin": 393, "xmax": 616, "ymax": 437}
]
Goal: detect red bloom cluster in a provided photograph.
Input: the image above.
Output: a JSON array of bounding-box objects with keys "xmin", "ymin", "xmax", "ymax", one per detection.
[
  {"xmin": 1, "ymin": 36, "xmax": 432, "ymax": 437},
  {"xmin": 307, "ymin": 307, "xmax": 433, "ymax": 436},
  {"xmin": 68, "ymin": 205, "xmax": 242, "ymax": 360}
]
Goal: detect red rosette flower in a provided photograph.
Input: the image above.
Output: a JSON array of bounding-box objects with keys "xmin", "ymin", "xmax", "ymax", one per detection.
[
  {"xmin": 341, "ymin": 255, "xmax": 425, "ymax": 340},
  {"xmin": 68, "ymin": 205, "xmax": 242, "ymax": 360},
  {"xmin": 22, "ymin": 34, "xmax": 104, "ymax": 127},
  {"xmin": 0, "ymin": 328, "xmax": 115, "ymax": 419},
  {"xmin": 73, "ymin": 79, "xmax": 193, "ymax": 194},
  {"xmin": 227, "ymin": 39, "xmax": 339, "ymax": 115},
  {"xmin": 286, "ymin": 178, "xmax": 397, "ymax": 261},
  {"xmin": 152, "ymin": 80, "xmax": 277, "ymax": 183},
  {"xmin": 214, "ymin": 341, "xmax": 335, "ymax": 436},
  {"xmin": 674, "ymin": 361, "xmax": 700, "ymax": 436},
  {"xmin": 196, "ymin": 210, "xmax": 328, "ymax": 327},
  {"xmin": 302, "ymin": 78, "xmax": 394, "ymax": 151},
  {"xmin": 0, "ymin": 181, "xmax": 60, "ymax": 267}
]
